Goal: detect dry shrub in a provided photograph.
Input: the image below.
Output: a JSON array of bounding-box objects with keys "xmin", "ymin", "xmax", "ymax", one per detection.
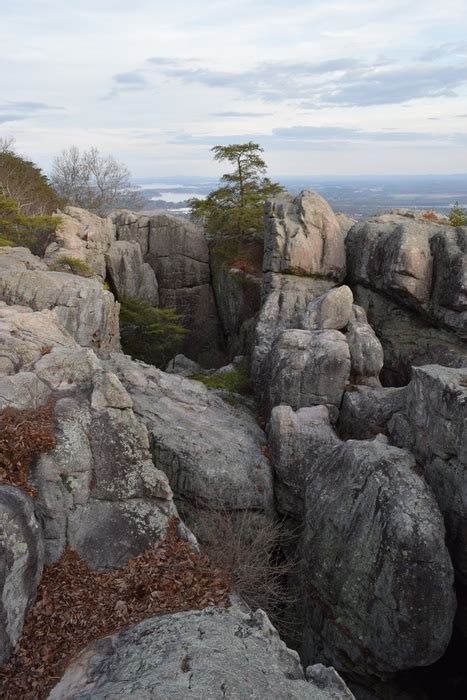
[
  {"xmin": 0, "ymin": 518, "xmax": 230, "ymax": 700},
  {"xmin": 183, "ymin": 504, "xmax": 298, "ymax": 633},
  {"xmin": 0, "ymin": 400, "xmax": 56, "ymax": 497},
  {"xmin": 422, "ymin": 211, "xmax": 440, "ymax": 222}
]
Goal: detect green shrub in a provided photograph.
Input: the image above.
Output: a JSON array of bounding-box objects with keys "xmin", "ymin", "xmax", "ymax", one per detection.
[
  {"xmin": 0, "ymin": 192, "xmax": 61, "ymax": 255},
  {"xmin": 120, "ymin": 297, "xmax": 187, "ymax": 368},
  {"xmin": 448, "ymin": 201, "xmax": 467, "ymax": 227},
  {"xmin": 0, "ymin": 236, "xmax": 13, "ymax": 247},
  {"xmin": 191, "ymin": 364, "xmax": 251, "ymax": 396},
  {"xmin": 0, "ymin": 146, "xmax": 62, "ymax": 215},
  {"xmin": 51, "ymin": 255, "xmax": 94, "ymax": 277}
]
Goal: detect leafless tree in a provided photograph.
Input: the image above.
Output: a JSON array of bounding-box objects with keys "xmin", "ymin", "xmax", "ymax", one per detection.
[
  {"xmin": 51, "ymin": 146, "xmax": 142, "ymax": 216},
  {"xmin": 0, "ymin": 136, "xmax": 15, "ymax": 154}
]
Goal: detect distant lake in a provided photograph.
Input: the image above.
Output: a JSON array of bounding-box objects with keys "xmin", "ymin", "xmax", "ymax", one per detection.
[{"xmin": 150, "ymin": 191, "xmax": 206, "ymax": 203}]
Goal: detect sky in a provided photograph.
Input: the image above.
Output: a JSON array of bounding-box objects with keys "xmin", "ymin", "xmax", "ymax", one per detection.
[{"xmin": 1, "ymin": 0, "xmax": 467, "ymax": 177}]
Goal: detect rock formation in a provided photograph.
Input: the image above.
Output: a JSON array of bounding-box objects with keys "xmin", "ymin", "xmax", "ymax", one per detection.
[
  {"xmin": 0, "ymin": 191, "xmax": 465, "ymax": 698},
  {"xmin": 107, "ymin": 353, "xmax": 275, "ymax": 523},
  {"xmin": 346, "ymin": 211, "xmax": 467, "ymax": 384},
  {"xmin": 49, "ymin": 605, "xmax": 354, "ymax": 700},
  {"xmin": 0, "ymin": 296, "xmax": 177, "ymax": 570},
  {"xmin": 0, "ymin": 486, "xmax": 44, "ymax": 665},
  {"xmin": 299, "ymin": 438, "xmax": 455, "ymax": 678},
  {"xmin": 389, "ymin": 365, "xmax": 467, "ymax": 583},
  {"xmin": 105, "ymin": 240, "xmax": 158, "ymax": 304},
  {"xmin": 250, "ymin": 192, "xmax": 464, "ymax": 688},
  {"xmin": 114, "ymin": 211, "xmax": 224, "ymax": 365},
  {"xmin": 44, "ymin": 207, "xmax": 115, "ymax": 280}
]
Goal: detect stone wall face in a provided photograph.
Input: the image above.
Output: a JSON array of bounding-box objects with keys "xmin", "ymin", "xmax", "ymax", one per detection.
[{"xmin": 114, "ymin": 211, "xmax": 224, "ymax": 366}]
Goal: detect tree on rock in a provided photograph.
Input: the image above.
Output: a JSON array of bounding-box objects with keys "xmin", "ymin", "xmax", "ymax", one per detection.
[
  {"xmin": 190, "ymin": 142, "xmax": 284, "ymax": 239},
  {"xmin": 51, "ymin": 146, "xmax": 142, "ymax": 217}
]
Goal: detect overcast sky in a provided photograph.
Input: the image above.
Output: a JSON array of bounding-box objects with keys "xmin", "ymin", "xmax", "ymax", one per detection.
[{"xmin": 1, "ymin": 0, "xmax": 467, "ymax": 177}]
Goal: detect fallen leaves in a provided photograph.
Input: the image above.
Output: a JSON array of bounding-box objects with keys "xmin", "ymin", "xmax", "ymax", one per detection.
[
  {"xmin": 0, "ymin": 518, "xmax": 231, "ymax": 700},
  {"xmin": 0, "ymin": 400, "xmax": 56, "ymax": 497}
]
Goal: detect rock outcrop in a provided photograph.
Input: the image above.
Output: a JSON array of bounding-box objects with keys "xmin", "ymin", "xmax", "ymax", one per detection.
[
  {"xmin": 0, "ymin": 249, "xmax": 120, "ymax": 354},
  {"xmin": 0, "ymin": 486, "xmax": 44, "ymax": 664},
  {"xmin": 114, "ymin": 211, "xmax": 224, "ymax": 366},
  {"xmin": 389, "ymin": 365, "xmax": 467, "ymax": 583},
  {"xmin": 346, "ymin": 213, "xmax": 467, "ymax": 383},
  {"xmin": 252, "ymin": 274, "xmax": 335, "ymax": 393},
  {"xmin": 266, "ymin": 329, "xmax": 350, "ymax": 420},
  {"xmin": 299, "ymin": 438, "xmax": 456, "ymax": 678},
  {"xmin": 107, "ymin": 353, "xmax": 275, "ymax": 522},
  {"xmin": 263, "ymin": 192, "xmax": 348, "ymax": 280},
  {"xmin": 49, "ymin": 605, "xmax": 355, "ymax": 700},
  {"xmin": 252, "ymin": 191, "xmax": 349, "ymax": 392},
  {"xmin": 0, "ymin": 302, "xmax": 177, "ymax": 570},
  {"xmin": 337, "ymin": 385, "xmax": 406, "ymax": 440},
  {"xmin": 268, "ymin": 405, "xmax": 338, "ymax": 518},
  {"xmin": 211, "ymin": 259, "xmax": 262, "ymax": 359},
  {"xmin": 44, "ymin": 206, "xmax": 115, "ymax": 280},
  {"xmin": 344, "ymin": 305, "xmax": 384, "ymax": 387},
  {"xmin": 105, "ymin": 240, "xmax": 158, "ymax": 304}
]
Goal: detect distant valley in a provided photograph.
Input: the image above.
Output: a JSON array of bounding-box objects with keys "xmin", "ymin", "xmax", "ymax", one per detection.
[{"xmin": 135, "ymin": 173, "xmax": 467, "ymax": 219}]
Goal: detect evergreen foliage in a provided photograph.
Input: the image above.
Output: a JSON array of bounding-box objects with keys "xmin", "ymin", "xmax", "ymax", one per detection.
[
  {"xmin": 191, "ymin": 364, "xmax": 251, "ymax": 396},
  {"xmin": 119, "ymin": 297, "xmax": 187, "ymax": 368},
  {"xmin": 448, "ymin": 201, "xmax": 467, "ymax": 227},
  {"xmin": 51, "ymin": 255, "xmax": 94, "ymax": 277},
  {"xmin": 0, "ymin": 191, "xmax": 60, "ymax": 255},
  {"xmin": 190, "ymin": 142, "xmax": 284, "ymax": 239}
]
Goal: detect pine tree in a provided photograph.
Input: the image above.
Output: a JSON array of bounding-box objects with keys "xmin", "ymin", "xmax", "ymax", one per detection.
[
  {"xmin": 119, "ymin": 297, "xmax": 187, "ymax": 368},
  {"xmin": 190, "ymin": 142, "xmax": 284, "ymax": 239}
]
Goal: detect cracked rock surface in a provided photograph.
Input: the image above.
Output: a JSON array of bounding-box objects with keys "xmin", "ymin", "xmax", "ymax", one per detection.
[{"xmin": 48, "ymin": 605, "xmax": 354, "ymax": 700}]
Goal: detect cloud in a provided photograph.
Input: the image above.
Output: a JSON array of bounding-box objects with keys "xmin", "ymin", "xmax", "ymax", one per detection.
[
  {"xmin": 103, "ymin": 70, "xmax": 149, "ymax": 100},
  {"xmin": 420, "ymin": 41, "xmax": 467, "ymax": 62},
  {"xmin": 211, "ymin": 110, "xmax": 274, "ymax": 117},
  {"xmin": 0, "ymin": 101, "xmax": 62, "ymax": 124},
  {"xmin": 113, "ymin": 71, "xmax": 147, "ymax": 86},
  {"xmin": 172, "ymin": 125, "xmax": 464, "ymax": 150},
  {"xmin": 146, "ymin": 55, "xmax": 467, "ymax": 108},
  {"xmin": 319, "ymin": 63, "xmax": 467, "ymax": 106}
]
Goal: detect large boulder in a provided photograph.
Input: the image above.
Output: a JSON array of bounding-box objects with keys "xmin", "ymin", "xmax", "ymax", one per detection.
[
  {"xmin": 338, "ymin": 385, "xmax": 407, "ymax": 441},
  {"xmin": 106, "ymin": 353, "xmax": 275, "ymax": 522},
  {"xmin": 0, "ymin": 255, "xmax": 120, "ymax": 355},
  {"xmin": 32, "ymin": 384, "xmax": 175, "ymax": 569},
  {"xmin": 389, "ymin": 365, "xmax": 467, "ymax": 583},
  {"xmin": 346, "ymin": 216, "xmax": 434, "ymax": 308},
  {"xmin": 0, "ymin": 304, "xmax": 178, "ymax": 569},
  {"xmin": 105, "ymin": 240, "xmax": 158, "ymax": 304},
  {"xmin": 268, "ymin": 405, "xmax": 338, "ymax": 518},
  {"xmin": 252, "ymin": 274, "xmax": 335, "ymax": 394},
  {"xmin": 266, "ymin": 329, "xmax": 350, "ymax": 420},
  {"xmin": 430, "ymin": 227, "xmax": 467, "ymax": 335},
  {"xmin": 304, "ymin": 286, "xmax": 354, "ymax": 331},
  {"xmin": 0, "ymin": 486, "xmax": 44, "ymax": 664},
  {"xmin": 49, "ymin": 605, "xmax": 354, "ymax": 700},
  {"xmin": 44, "ymin": 206, "xmax": 115, "ymax": 279},
  {"xmin": 264, "ymin": 191, "xmax": 347, "ymax": 281},
  {"xmin": 354, "ymin": 285, "xmax": 467, "ymax": 386},
  {"xmin": 299, "ymin": 439, "xmax": 456, "ymax": 678},
  {"xmin": 344, "ymin": 305, "xmax": 384, "ymax": 387},
  {"xmin": 252, "ymin": 191, "xmax": 351, "ymax": 395},
  {"xmin": 112, "ymin": 210, "xmax": 150, "ymax": 255},
  {"xmin": 346, "ymin": 213, "xmax": 466, "ymax": 381},
  {"xmin": 0, "ymin": 246, "xmax": 47, "ymax": 271}
]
